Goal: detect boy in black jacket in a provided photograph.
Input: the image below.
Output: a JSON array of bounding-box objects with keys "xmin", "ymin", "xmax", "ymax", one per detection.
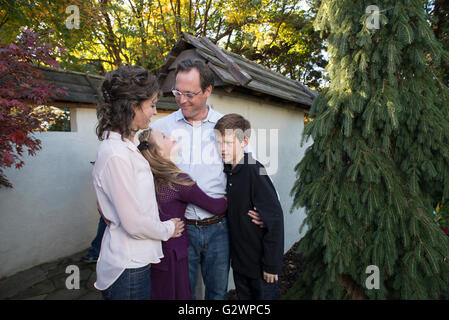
[{"xmin": 214, "ymin": 113, "xmax": 284, "ymax": 300}]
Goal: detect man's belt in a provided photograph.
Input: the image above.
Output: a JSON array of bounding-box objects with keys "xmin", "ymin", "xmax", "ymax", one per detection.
[{"xmin": 186, "ymin": 214, "xmax": 226, "ymax": 226}]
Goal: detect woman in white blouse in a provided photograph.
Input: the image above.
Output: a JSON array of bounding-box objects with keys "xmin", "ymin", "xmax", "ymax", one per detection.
[{"xmin": 92, "ymin": 65, "xmax": 184, "ymax": 300}]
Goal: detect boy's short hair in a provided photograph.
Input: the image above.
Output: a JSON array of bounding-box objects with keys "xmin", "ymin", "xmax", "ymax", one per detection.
[{"xmin": 214, "ymin": 113, "xmax": 251, "ymax": 142}]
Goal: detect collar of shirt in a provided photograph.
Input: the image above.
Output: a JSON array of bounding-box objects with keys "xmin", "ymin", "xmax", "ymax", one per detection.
[
  {"xmin": 103, "ymin": 131, "xmax": 138, "ymax": 152},
  {"xmin": 224, "ymin": 152, "xmax": 254, "ymax": 175},
  {"xmin": 174, "ymin": 104, "xmax": 221, "ymax": 125}
]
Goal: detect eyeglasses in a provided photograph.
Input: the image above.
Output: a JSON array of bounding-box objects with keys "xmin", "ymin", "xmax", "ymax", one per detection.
[{"xmin": 172, "ymin": 89, "xmax": 202, "ymax": 99}]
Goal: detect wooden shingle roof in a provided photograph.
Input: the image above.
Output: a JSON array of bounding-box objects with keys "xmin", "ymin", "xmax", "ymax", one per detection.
[
  {"xmin": 39, "ymin": 65, "xmax": 178, "ymax": 110},
  {"xmin": 39, "ymin": 33, "xmax": 316, "ymax": 110},
  {"xmin": 39, "ymin": 65, "xmax": 104, "ymax": 104},
  {"xmin": 158, "ymin": 32, "xmax": 317, "ymax": 109}
]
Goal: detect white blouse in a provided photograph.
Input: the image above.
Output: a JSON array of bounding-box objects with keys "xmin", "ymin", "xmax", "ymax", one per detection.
[{"xmin": 92, "ymin": 131, "xmax": 175, "ymax": 290}]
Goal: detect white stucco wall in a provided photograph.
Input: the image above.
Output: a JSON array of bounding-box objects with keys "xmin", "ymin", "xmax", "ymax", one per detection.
[
  {"xmin": 0, "ymin": 107, "xmax": 99, "ymax": 278},
  {"xmin": 0, "ymin": 107, "xmax": 175, "ymax": 278}
]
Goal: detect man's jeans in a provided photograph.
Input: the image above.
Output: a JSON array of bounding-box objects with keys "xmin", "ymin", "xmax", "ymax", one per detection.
[
  {"xmin": 87, "ymin": 216, "xmax": 107, "ymax": 258},
  {"xmin": 102, "ymin": 264, "xmax": 151, "ymax": 300},
  {"xmin": 187, "ymin": 217, "xmax": 230, "ymax": 300}
]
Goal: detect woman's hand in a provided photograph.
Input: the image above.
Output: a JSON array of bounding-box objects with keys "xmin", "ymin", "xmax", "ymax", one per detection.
[{"xmin": 170, "ymin": 218, "xmax": 185, "ymax": 238}]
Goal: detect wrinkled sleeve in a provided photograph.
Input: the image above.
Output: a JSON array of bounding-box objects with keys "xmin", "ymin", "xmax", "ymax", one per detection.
[
  {"xmin": 180, "ymin": 183, "xmax": 228, "ymax": 215},
  {"xmin": 178, "ymin": 179, "xmax": 228, "ymax": 215},
  {"xmin": 251, "ymin": 165, "xmax": 284, "ymax": 275},
  {"xmin": 100, "ymin": 155, "xmax": 175, "ymax": 241}
]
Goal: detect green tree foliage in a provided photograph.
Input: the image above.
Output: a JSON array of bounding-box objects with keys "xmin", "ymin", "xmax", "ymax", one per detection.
[
  {"xmin": 0, "ymin": 0, "xmax": 91, "ymax": 67},
  {"xmin": 226, "ymin": 1, "xmax": 327, "ymax": 88},
  {"xmin": 0, "ymin": 0, "xmax": 327, "ymax": 87},
  {"xmin": 429, "ymin": 0, "xmax": 449, "ymax": 86},
  {"xmin": 287, "ymin": 0, "xmax": 449, "ymax": 299}
]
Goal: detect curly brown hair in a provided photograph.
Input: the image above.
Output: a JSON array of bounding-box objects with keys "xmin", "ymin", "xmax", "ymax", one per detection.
[{"xmin": 96, "ymin": 65, "xmax": 160, "ymax": 140}]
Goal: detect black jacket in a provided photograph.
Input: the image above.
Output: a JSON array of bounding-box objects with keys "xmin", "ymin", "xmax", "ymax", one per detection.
[{"xmin": 224, "ymin": 152, "xmax": 284, "ymax": 279}]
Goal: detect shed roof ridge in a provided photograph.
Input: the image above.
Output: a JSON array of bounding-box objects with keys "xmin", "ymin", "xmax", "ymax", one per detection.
[
  {"xmin": 36, "ymin": 64, "xmax": 104, "ymax": 80},
  {"xmin": 181, "ymin": 33, "xmax": 315, "ymax": 97},
  {"xmin": 198, "ymin": 36, "xmax": 252, "ymax": 86}
]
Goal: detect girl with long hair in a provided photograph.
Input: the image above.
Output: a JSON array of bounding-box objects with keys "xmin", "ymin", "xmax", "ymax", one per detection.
[{"xmin": 138, "ymin": 128, "xmax": 227, "ymax": 299}]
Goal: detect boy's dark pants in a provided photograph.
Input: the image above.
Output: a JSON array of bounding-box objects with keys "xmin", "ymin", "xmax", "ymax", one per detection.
[{"xmin": 233, "ymin": 271, "xmax": 279, "ymax": 300}]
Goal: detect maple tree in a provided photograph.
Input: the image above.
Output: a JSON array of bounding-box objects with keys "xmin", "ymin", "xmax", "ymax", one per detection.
[{"xmin": 0, "ymin": 29, "xmax": 67, "ymax": 188}]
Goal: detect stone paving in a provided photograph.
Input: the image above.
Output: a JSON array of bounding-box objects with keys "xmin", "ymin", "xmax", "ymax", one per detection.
[{"xmin": 0, "ymin": 249, "xmax": 102, "ymax": 300}]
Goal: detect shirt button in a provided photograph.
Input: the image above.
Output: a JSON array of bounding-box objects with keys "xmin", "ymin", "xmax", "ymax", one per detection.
[{"xmin": 229, "ymin": 183, "xmax": 232, "ymax": 186}]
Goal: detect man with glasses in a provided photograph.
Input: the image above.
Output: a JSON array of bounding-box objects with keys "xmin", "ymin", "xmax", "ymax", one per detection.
[
  {"xmin": 171, "ymin": 89, "xmax": 202, "ymax": 99},
  {"xmin": 151, "ymin": 59, "xmax": 262, "ymax": 300}
]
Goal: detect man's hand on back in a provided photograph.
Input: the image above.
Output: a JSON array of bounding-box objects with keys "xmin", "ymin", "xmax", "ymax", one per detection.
[{"xmin": 248, "ymin": 207, "xmax": 265, "ymax": 228}]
